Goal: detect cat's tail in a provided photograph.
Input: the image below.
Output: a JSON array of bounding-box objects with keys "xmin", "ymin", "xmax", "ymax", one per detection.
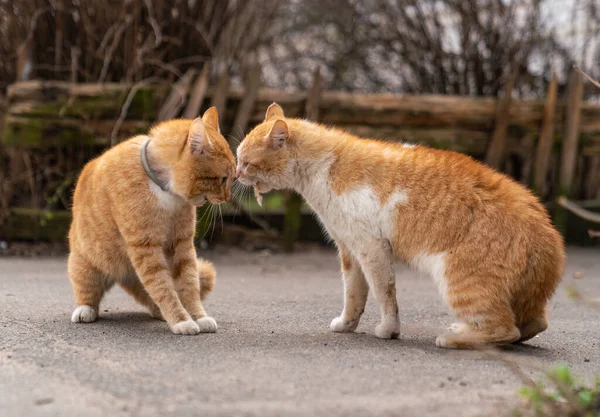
[{"xmin": 198, "ymin": 258, "xmax": 216, "ymax": 300}]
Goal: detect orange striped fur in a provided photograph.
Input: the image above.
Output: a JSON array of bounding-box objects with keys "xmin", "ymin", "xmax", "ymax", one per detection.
[
  {"xmin": 68, "ymin": 108, "xmax": 235, "ymax": 335},
  {"xmin": 236, "ymin": 103, "xmax": 565, "ymax": 349}
]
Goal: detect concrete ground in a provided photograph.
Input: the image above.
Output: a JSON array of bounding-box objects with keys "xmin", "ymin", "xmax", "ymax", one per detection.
[{"xmin": 1, "ymin": 247, "xmax": 599, "ymax": 417}]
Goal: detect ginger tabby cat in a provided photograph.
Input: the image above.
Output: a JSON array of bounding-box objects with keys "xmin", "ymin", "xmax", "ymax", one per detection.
[
  {"xmin": 68, "ymin": 108, "xmax": 235, "ymax": 335},
  {"xmin": 236, "ymin": 103, "xmax": 565, "ymax": 349}
]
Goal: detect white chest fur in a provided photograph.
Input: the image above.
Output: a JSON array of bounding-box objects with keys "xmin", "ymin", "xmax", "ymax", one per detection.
[
  {"xmin": 297, "ymin": 156, "xmax": 408, "ymax": 243},
  {"xmin": 149, "ymin": 180, "xmax": 185, "ymax": 212}
]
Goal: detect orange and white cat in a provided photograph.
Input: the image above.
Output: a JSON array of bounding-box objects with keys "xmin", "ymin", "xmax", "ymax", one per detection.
[
  {"xmin": 236, "ymin": 103, "xmax": 565, "ymax": 349},
  {"xmin": 68, "ymin": 108, "xmax": 235, "ymax": 335}
]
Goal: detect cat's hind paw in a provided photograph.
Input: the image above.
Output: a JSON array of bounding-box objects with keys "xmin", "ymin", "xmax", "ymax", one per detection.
[
  {"xmin": 71, "ymin": 305, "xmax": 98, "ymax": 323},
  {"xmin": 330, "ymin": 316, "xmax": 358, "ymax": 333},
  {"xmin": 196, "ymin": 317, "xmax": 218, "ymax": 333},
  {"xmin": 171, "ymin": 320, "xmax": 200, "ymax": 335},
  {"xmin": 375, "ymin": 315, "xmax": 400, "ymax": 339}
]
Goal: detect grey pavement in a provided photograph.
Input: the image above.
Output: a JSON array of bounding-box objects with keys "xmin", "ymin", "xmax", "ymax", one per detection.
[{"xmin": 1, "ymin": 247, "xmax": 599, "ymax": 417}]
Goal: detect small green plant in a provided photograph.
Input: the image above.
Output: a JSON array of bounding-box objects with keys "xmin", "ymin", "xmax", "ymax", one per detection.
[{"xmin": 518, "ymin": 364, "xmax": 600, "ymax": 417}]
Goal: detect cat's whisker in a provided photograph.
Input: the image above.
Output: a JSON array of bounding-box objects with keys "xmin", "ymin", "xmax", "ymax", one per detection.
[
  {"xmin": 209, "ymin": 203, "xmax": 218, "ymax": 242},
  {"xmin": 218, "ymin": 204, "xmax": 224, "ymax": 233},
  {"xmin": 226, "ymin": 133, "xmax": 241, "ymax": 146},
  {"xmin": 235, "ymin": 125, "xmax": 245, "ymax": 144}
]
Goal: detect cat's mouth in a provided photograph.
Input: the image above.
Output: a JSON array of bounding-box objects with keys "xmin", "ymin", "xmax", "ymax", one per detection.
[
  {"xmin": 252, "ymin": 181, "xmax": 272, "ymax": 207},
  {"xmin": 190, "ymin": 195, "xmax": 206, "ymax": 207}
]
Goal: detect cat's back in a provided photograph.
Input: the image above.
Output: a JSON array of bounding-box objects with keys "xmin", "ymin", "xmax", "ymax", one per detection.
[{"xmin": 69, "ymin": 136, "xmax": 147, "ymax": 247}]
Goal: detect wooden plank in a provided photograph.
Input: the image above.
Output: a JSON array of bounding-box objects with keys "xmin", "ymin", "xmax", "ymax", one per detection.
[
  {"xmin": 533, "ymin": 73, "xmax": 558, "ymax": 196},
  {"xmin": 2, "ymin": 115, "xmax": 150, "ymax": 147},
  {"xmin": 485, "ymin": 73, "xmax": 516, "ymax": 168},
  {"xmin": 3, "ymin": 207, "xmax": 71, "ymax": 241}
]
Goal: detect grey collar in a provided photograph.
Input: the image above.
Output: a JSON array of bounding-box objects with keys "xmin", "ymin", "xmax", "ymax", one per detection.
[{"xmin": 141, "ymin": 139, "xmax": 170, "ymax": 192}]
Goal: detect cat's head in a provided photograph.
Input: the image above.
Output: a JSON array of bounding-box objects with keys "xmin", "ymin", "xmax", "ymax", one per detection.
[
  {"xmin": 151, "ymin": 108, "xmax": 236, "ymax": 206},
  {"xmin": 236, "ymin": 103, "xmax": 294, "ymax": 194}
]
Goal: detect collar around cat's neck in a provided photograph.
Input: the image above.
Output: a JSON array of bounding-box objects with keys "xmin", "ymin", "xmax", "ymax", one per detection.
[{"xmin": 141, "ymin": 139, "xmax": 170, "ymax": 192}]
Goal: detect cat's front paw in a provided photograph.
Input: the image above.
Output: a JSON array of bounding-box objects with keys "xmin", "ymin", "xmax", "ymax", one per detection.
[
  {"xmin": 171, "ymin": 320, "xmax": 200, "ymax": 335},
  {"xmin": 196, "ymin": 316, "xmax": 218, "ymax": 333},
  {"xmin": 71, "ymin": 305, "xmax": 98, "ymax": 323},
  {"xmin": 375, "ymin": 316, "xmax": 400, "ymax": 339},
  {"xmin": 330, "ymin": 316, "xmax": 358, "ymax": 333}
]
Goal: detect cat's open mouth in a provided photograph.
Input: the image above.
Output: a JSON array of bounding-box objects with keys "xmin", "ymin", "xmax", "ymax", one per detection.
[
  {"xmin": 252, "ymin": 181, "xmax": 273, "ymax": 207},
  {"xmin": 253, "ymin": 183, "xmax": 263, "ymax": 207}
]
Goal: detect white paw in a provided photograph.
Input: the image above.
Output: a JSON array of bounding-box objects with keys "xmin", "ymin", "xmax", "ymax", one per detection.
[
  {"xmin": 375, "ymin": 316, "xmax": 400, "ymax": 339},
  {"xmin": 435, "ymin": 334, "xmax": 448, "ymax": 347},
  {"xmin": 448, "ymin": 322, "xmax": 468, "ymax": 334},
  {"xmin": 435, "ymin": 332, "xmax": 457, "ymax": 348},
  {"xmin": 330, "ymin": 316, "xmax": 358, "ymax": 333},
  {"xmin": 171, "ymin": 320, "xmax": 200, "ymax": 335},
  {"xmin": 196, "ymin": 316, "xmax": 218, "ymax": 333},
  {"xmin": 71, "ymin": 305, "xmax": 98, "ymax": 323}
]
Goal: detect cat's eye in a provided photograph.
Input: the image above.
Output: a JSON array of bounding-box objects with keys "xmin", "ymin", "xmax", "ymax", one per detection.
[{"xmin": 220, "ymin": 177, "xmax": 227, "ymax": 185}]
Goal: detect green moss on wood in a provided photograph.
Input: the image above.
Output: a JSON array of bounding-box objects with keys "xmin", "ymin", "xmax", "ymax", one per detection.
[
  {"xmin": 2, "ymin": 116, "xmax": 95, "ymax": 147},
  {"xmin": 2, "ymin": 115, "xmax": 43, "ymax": 146},
  {"xmin": 4, "ymin": 208, "xmax": 71, "ymax": 241},
  {"xmin": 11, "ymin": 87, "xmax": 159, "ymax": 121}
]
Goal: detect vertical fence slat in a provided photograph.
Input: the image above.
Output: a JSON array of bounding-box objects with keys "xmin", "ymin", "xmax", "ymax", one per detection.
[
  {"xmin": 232, "ymin": 64, "xmax": 262, "ymax": 140},
  {"xmin": 157, "ymin": 68, "xmax": 196, "ymax": 122},
  {"xmin": 210, "ymin": 65, "xmax": 230, "ymax": 119},
  {"xmin": 284, "ymin": 67, "xmax": 323, "ymax": 252},
  {"xmin": 533, "ymin": 73, "xmax": 558, "ymax": 196},
  {"xmin": 555, "ymin": 70, "xmax": 584, "ymax": 232},
  {"xmin": 183, "ymin": 62, "xmax": 211, "ymax": 119},
  {"xmin": 485, "ymin": 72, "xmax": 516, "ymax": 169}
]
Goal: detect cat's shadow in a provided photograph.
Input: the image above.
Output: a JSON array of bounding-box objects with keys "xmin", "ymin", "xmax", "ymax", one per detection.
[{"xmin": 89, "ymin": 312, "xmax": 558, "ymax": 360}]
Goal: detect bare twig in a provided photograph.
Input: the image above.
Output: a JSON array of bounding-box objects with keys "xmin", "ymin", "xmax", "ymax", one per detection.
[
  {"xmin": 98, "ymin": 15, "xmax": 133, "ymax": 83},
  {"xmin": 111, "ymin": 77, "xmax": 158, "ymax": 146},
  {"xmin": 557, "ymin": 196, "xmax": 600, "ymax": 224},
  {"xmin": 157, "ymin": 68, "xmax": 196, "ymax": 121},
  {"xmin": 574, "ymin": 65, "xmax": 600, "ymax": 89},
  {"xmin": 183, "ymin": 62, "xmax": 211, "ymax": 119}
]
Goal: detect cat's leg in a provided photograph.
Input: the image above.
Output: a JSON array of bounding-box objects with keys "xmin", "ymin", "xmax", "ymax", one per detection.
[
  {"xmin": 330, "ymin": 242, "xmax": 369, "ymax": 333},
  {"xmin": 68, "ymin": 251, "xmax": 113, "ymax": 323},
  {"xmin": 516, "ymin": 306, "xmax": 548, "ymax": 343},
  {"xmin": 127, "ymin": 244, "xmax": 200, "ymax": 335},
  {"xmin": 353, "ymin": 240, "xmax": 400, "ymax": 339},
  {"xmin": 436, "ymin": 275, "xmax": 521, "ymax": 349},
  {"xmin": 171, "ymin": 238, "xmax": 217, "ymax": 333},
  {"xmin": 119, "ymin": 276, "xmax": 163, "ymax": 320}
]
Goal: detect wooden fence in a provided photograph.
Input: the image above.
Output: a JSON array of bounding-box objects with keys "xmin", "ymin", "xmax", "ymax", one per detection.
[{"xmin": 1, "ymin": 74, "xmax": 600, "ymax": 246}]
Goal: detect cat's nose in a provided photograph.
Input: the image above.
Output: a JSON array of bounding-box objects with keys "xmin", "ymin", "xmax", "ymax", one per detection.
[{"xmin": 235, "ymin": 167, "xmax": 242, "ymax": 178}]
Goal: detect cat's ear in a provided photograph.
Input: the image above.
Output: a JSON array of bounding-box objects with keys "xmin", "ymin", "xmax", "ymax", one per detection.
[
  {"xmin": 188, "ymin": 117, "xmax": 210, "ymax": 155},
  {"xmin": 201, "ymin": 107, "xmax": 220, "ymax": 132},
  {"xmin": 265, "ymin": 103, "xmax": 284, "ymax": 121},
  {"xmin": 267, "ymin": 120, "xmax": 289, "ymax": 149}
]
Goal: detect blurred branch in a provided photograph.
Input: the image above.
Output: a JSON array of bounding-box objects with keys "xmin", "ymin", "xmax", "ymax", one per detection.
[
  {"xmin": 557, "ymin": 197, "xmax": 600, "ymax": 224},
  {"xmin": 111, "ymin": 77, "xmax": 158, "ymax": 146}
]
